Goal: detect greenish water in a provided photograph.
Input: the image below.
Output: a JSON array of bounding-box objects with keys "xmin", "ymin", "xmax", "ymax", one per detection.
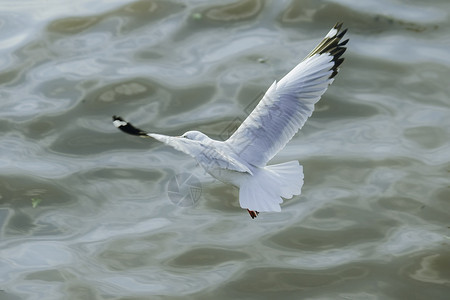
[{"xmin": 1, "ymin": 1, "xmax": 449, "ymax": 299}]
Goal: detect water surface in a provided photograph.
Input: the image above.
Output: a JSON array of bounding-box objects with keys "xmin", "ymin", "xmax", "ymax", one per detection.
[{"xmin": 1, "ymin": 1, "xmax": 449, "ymax": 299}]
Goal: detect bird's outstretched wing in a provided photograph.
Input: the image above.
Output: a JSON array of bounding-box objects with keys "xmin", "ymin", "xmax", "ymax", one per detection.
[
  {"xmin": 225, "ymin": 23, "xmax": 348, "ymax": 167},
  {"xmin": 112, "ymin": 116, "xmax": 252, "ymax": 174}
]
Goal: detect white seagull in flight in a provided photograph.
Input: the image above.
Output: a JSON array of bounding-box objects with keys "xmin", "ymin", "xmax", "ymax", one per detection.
[{"xmin": 113, "ymin": 23, "xmax": 348, "ymax": 219}]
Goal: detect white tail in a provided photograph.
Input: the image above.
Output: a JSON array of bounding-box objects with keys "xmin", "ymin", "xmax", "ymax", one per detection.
[{"xmin": 239, "ymin": 161, "xmax": 304, "ymax": 212}]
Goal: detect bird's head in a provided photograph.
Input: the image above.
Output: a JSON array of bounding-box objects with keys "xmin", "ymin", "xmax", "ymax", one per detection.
[{"xmin": 180, "ymin": 131, "xmax": 210, "ymax": 142}]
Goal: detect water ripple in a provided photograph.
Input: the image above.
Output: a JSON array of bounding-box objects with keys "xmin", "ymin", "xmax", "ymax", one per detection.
[{"xmin": 1, "ymin": 1, "xmax": 450, "ymax": 299}]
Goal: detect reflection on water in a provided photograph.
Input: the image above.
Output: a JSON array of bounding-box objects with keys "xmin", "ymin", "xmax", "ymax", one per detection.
[{"xmin": 1, "ymin": 1, "xmax": 449, "ymax": 299}]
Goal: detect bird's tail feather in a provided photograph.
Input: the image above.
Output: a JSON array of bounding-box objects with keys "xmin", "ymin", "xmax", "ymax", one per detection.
[{"xmin": 239, "ymin": 161, "xmax": 304, "ymax": 213}]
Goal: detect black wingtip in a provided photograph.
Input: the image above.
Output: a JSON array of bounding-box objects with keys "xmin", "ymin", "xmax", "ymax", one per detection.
[
  {"xmin": 337, "ymin": 28, "xmax": 348, "ymax": 39},
  {"xmin": 327, "ymin": 23, "xmax": 348, "ymax": 79},
  {"xmin": 305, "ymin": 22, "xmax": 349, "ymax": 79},
  {"xmin": 112, "ymin": 115, "xmax": 149, "ymax": 137}
]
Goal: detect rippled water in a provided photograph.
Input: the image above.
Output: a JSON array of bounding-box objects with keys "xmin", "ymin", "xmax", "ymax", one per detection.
[{"xmin": 1, "ymin": 1, "xmax": 449, "ymax": 299}]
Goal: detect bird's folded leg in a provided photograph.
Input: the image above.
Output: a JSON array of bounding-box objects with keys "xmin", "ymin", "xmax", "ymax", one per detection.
[{"xmin": 247, "ymin": 209, "xmax": 259, "ymax": 219}]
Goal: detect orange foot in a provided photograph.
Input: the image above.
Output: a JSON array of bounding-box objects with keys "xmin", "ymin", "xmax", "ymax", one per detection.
[{"xmin": 247, "ymin": 209, "xmax": 259, "ymax": 219}]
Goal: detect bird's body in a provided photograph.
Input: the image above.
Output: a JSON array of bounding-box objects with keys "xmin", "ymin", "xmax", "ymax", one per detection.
[{"xmin": 113, "ymin": 23, "xmax": 348, "ymax": 218}]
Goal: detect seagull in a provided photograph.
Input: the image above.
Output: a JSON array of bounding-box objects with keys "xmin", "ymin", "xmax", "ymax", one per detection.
[{"xmin": 113, "ymin": 23, "xmax": 348, "ymax": 219}]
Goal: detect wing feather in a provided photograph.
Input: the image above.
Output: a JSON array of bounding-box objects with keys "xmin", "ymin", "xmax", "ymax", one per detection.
[
  {"xmin": 112, "ymin": 116, "xmax": 252, "ymax": 174},
  {"xmin": 149, "ymin": 134, "xmax": 253, "ymax": 174},
  {"xmin": 225, "ymin": 23, "xmax": 348, "ymax": 167}
]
